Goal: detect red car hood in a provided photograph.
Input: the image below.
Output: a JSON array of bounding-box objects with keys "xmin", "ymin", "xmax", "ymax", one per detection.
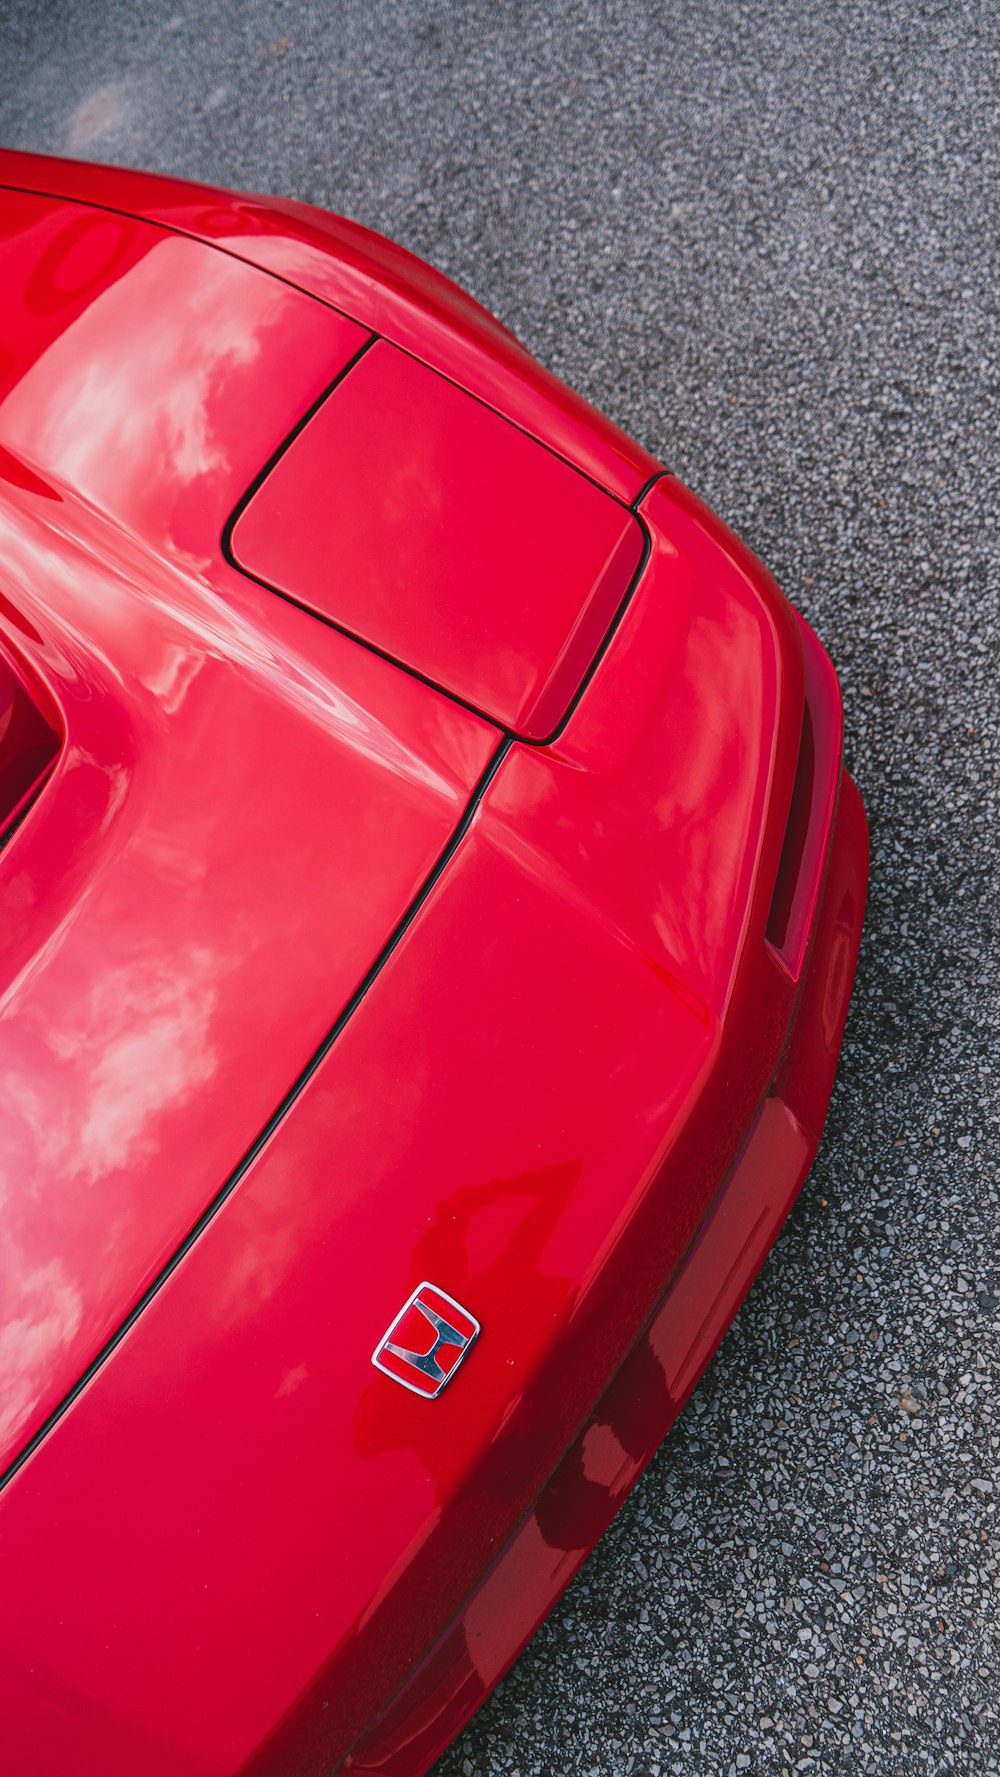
[{"xmin": 0, "ymin": 189, "xmax": 501, "ymax": 1473}]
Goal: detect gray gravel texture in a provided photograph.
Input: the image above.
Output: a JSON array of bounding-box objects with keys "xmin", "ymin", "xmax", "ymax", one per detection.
[{"xmin": 1, "ymin": 2, "xmax": 997, "ymax": 1773}]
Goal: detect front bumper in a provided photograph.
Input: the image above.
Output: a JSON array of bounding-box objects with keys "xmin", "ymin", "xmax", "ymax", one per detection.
[{"xmin": 345, "ymin": 765, "xmax": 868, "ymax": 1774}]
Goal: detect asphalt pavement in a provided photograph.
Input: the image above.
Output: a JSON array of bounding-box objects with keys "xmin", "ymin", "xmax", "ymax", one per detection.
[{"xmin": 0, "ymin": 2, "xmax": 997, "ymax": 1773}]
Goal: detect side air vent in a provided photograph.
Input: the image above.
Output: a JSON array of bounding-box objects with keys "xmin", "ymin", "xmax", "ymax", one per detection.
[
  {"xmin": 766, "ymin": 701, "xmax": 816, "ymax": 962},
  {"xmin": 765, "ymin": 617, "xmax": 843, "ymax": 981}
]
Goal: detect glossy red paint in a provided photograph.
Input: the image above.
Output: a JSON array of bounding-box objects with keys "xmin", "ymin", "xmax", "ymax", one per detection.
[
  {"xmin": 231, "ymin": 340, "xmax": 646, "ymax": 738},
  {"xmin": 0, "ymin": 184, "xmax": 498, "ymax": 1473},
  {"xmin": 346, "ymin": 776, "xmax": 869, "ymax": 1777},
  {"xmin": 0, "ymin": 150, "xmax": 658, "ymax": 503},
  {"xmin": 0, "ymin": 152, "xmax": 868, "ymax": 1777}
]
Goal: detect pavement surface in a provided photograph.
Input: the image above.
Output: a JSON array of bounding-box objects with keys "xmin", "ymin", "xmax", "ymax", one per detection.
[{"xmin": 1, "ymin": 2, "xmax": 997, "ymax": 1773}]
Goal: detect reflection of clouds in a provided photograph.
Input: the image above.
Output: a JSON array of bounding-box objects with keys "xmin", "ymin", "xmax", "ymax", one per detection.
[
  {"xmin": 0, "ymin": 946, "xmax": 217, "ymax": 1452},
  {"xmin": 276, "ymin": 1363, "xmax": 308, "ymax": 1400},
  {"xmin": 44, "ymin": 350, "xmax": 229, "ymax": 489},
  {"xmin": 0, "ymin": 752, "xmax": 129, "ymax": 1022},
  {"xmin": 0, "ymin": 1257, "xmax": 82, "ymax": 1453},
  {"xmin": 0, "ymin": 501, "xmax": 142, "ymax": 693},
  {"xmin": 210, "ymin": 1207, "xmax": 300, "ymax": 1332},
  {"xmin": 0, "ymin": 239, "xmax": 272, "ymax": 525},
  {"xmin": 138, "ymin": 641, "xmax": 205, "ymax": 714},
  {"xmin": 63, "ymin": 748, "xmax": 130, "ymax": 832},
  {"xmin": 14, "ymin": 949, "xmax": 218, "ymax": 1186}
]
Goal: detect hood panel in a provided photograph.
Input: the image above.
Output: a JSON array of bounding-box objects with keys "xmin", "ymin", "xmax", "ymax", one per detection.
[
  {"xmin": 230, "ymin": 340, "xmax": 646, "ymax": 739},
  {"xmin": 0, "ymin": 193, "xmax": 499, "ymax": 1476}
]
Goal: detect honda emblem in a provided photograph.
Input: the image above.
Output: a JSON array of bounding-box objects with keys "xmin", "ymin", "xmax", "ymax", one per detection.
[{"xmin": 372, "ymin": 1282, "xmax": 480, "ymax": 1398}]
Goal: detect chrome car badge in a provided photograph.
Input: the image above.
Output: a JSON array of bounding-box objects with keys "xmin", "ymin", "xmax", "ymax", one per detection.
[{"xmin": 372, "ymin": 1282, "xmax": 480, "ymax": 1398}]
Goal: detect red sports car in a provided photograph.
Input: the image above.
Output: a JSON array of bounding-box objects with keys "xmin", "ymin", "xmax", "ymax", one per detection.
[{"xmin": 0, "ymin": 153, "xmax": 868, "ymax": 1776}]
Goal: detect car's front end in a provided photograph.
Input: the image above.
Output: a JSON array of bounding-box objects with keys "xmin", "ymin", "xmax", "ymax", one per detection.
[{"xmin": 0, "ymin": 153, "xmax": 866, "ymax": 1777}]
